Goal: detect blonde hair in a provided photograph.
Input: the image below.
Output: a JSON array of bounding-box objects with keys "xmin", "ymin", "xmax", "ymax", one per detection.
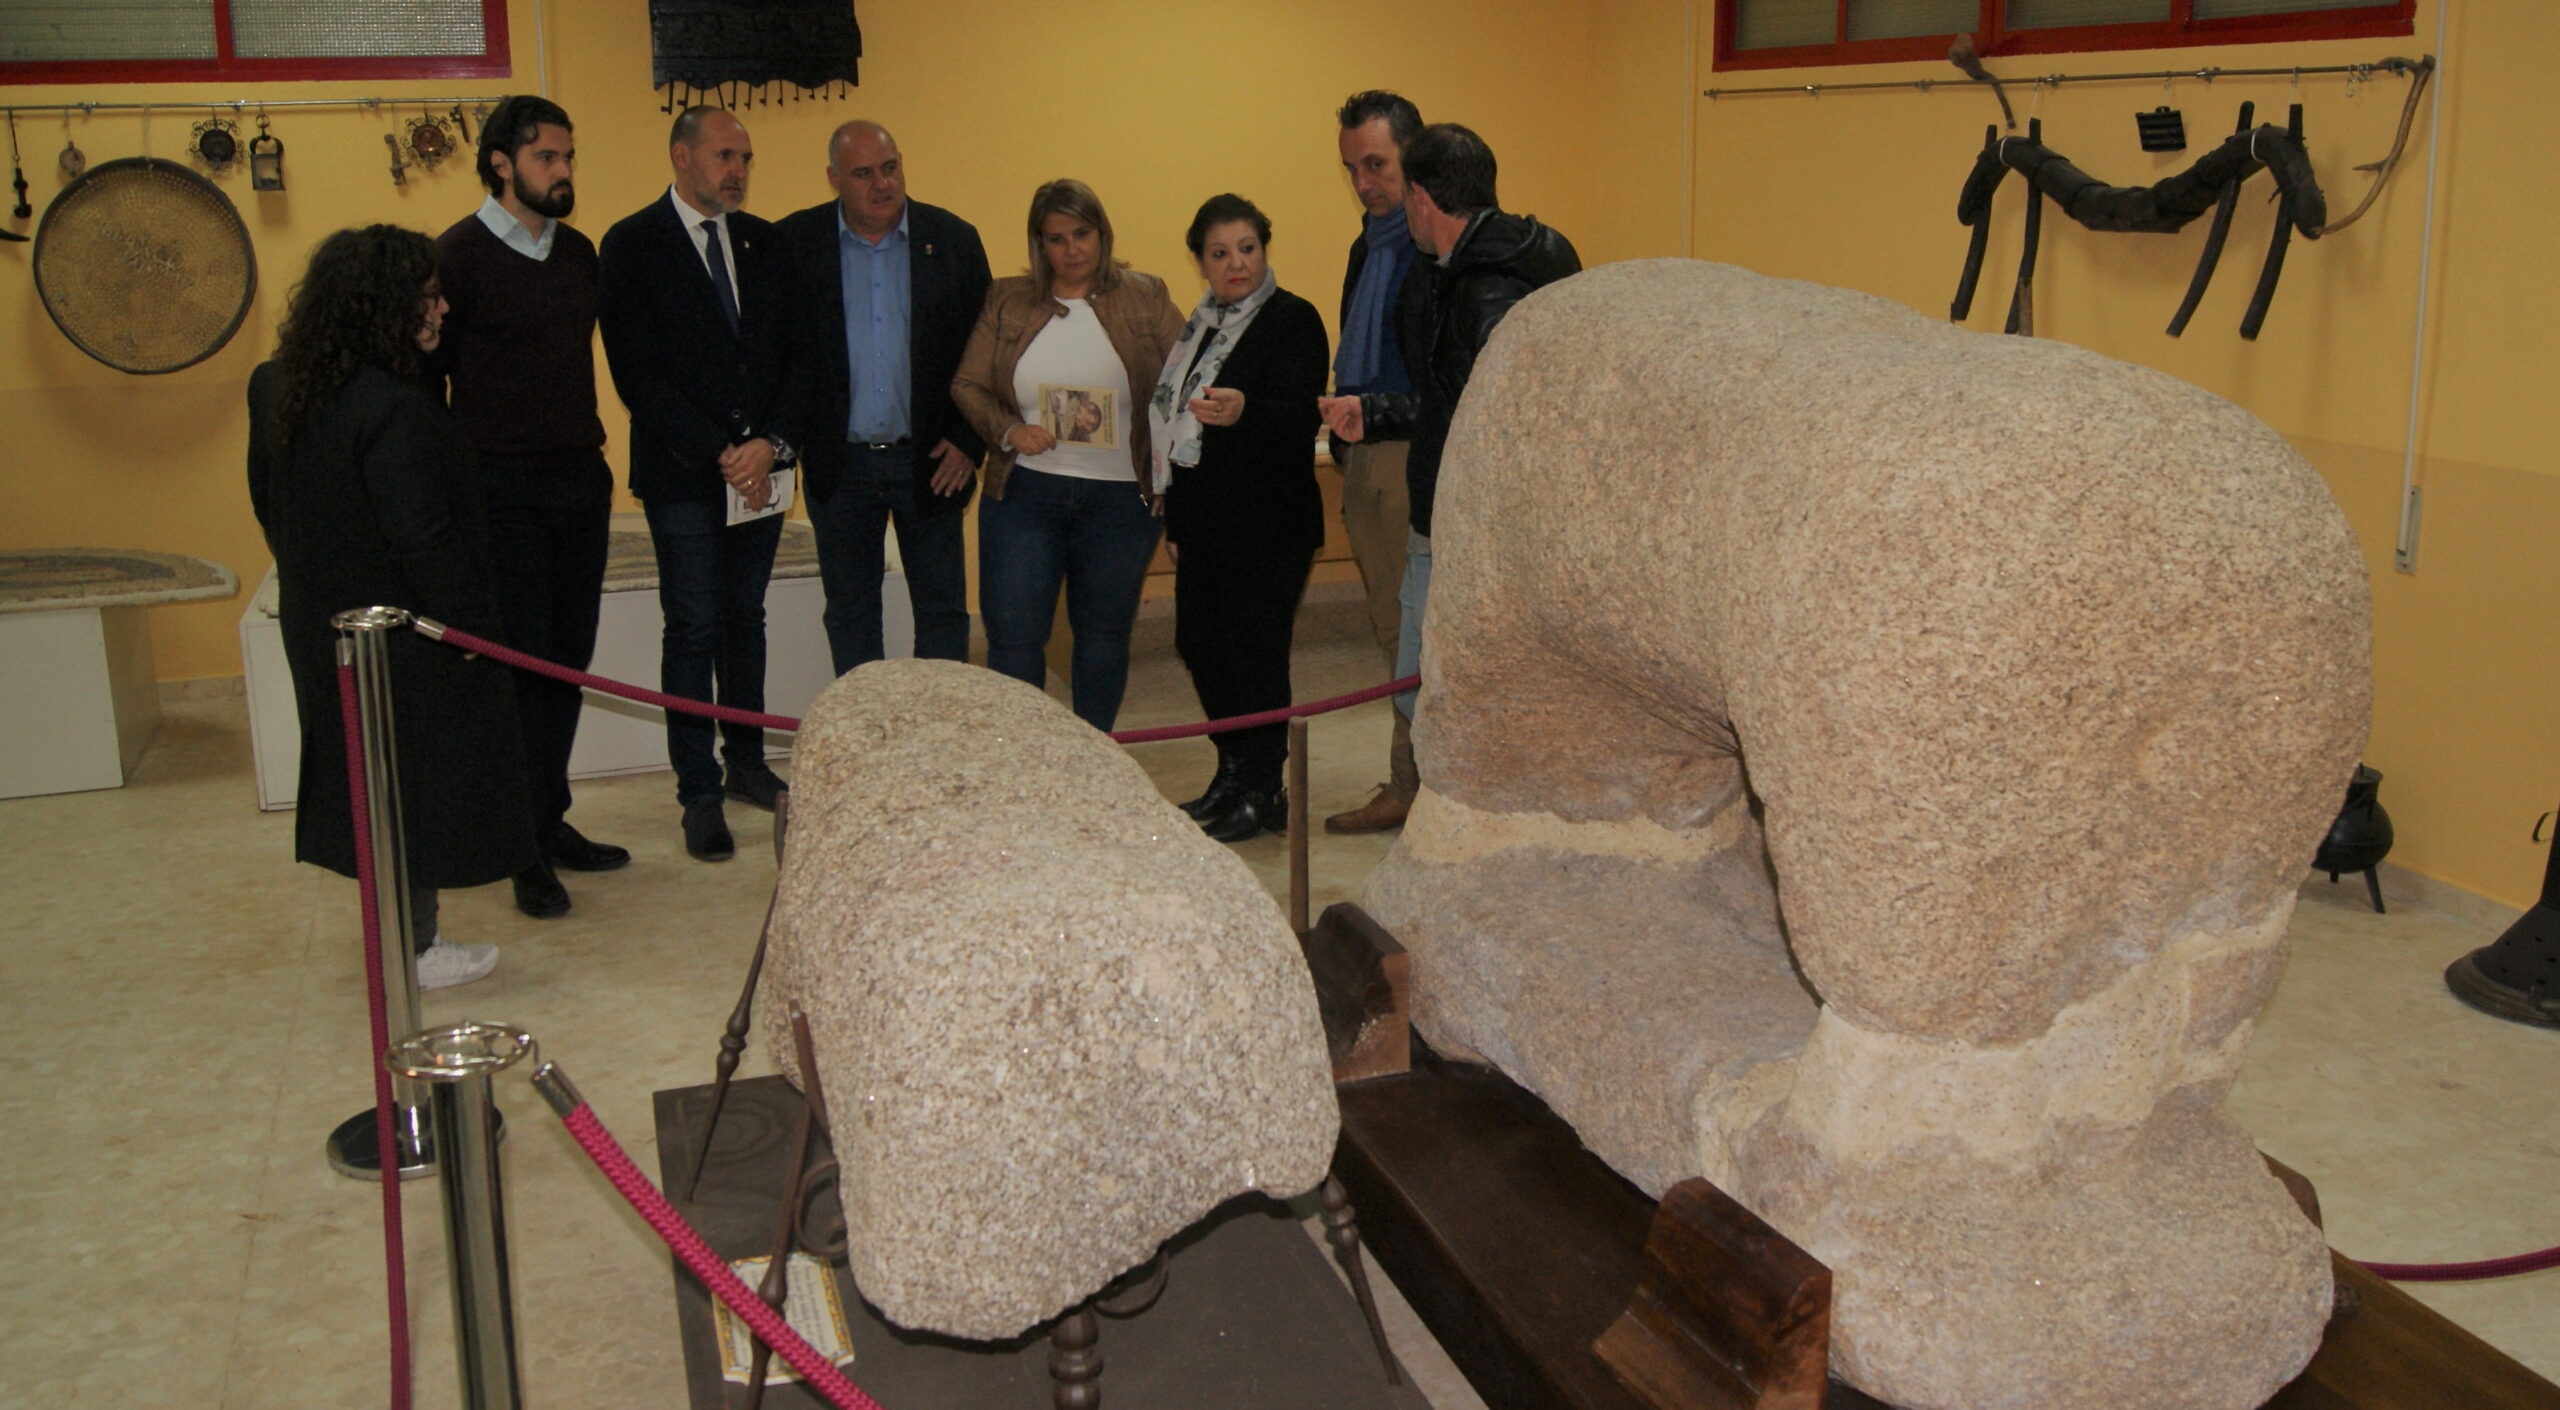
[{"xmin": 1025, "ymin": 178, "xmax": 1121, "ymax": 300}]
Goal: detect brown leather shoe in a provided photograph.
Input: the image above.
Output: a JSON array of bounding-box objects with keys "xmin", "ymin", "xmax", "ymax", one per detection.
[{"xmin": 1324, "ymin": 784, "xmax": 1412, "ymax": 835}]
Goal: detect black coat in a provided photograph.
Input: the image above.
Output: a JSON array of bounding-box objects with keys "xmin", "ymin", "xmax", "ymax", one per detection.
[
  {"xmin": 771, "ymin": 197, "xmax": 993, "ymax": 511},
  {"xmin": 1358, "ymin": 210, "xmax": 1581, "ymax": 536},
  {"xmin": 247, "ymin": 362, "xmax": 538, "ymax": 887},
  {"xmin": 1162, "ymin": 288, "xmax": 1330, "ymax": 555},
  {"xmin": 597, "ymin": 198, "xmax": 784, "ymax": 507}
]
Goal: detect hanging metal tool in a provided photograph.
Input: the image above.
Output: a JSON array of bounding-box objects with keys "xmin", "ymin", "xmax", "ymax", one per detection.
[
  {"xmin": 248, "ymin": 112, "xmax": 286, "ymax": 192},
  {"xmin": 7, "ymin": 109, "xmax": 32, "ymax": 231},
  {"xmin": 404, "ymin": 107, "xmax": 456, "ymax": 169},
  {"xmin": 191, "ymin": 112, "xmax": 242, "ymax": 175},
  {"xmin": 384, "ymin": 132, "xmax": 407, "ymax": 187},
  {"xmin": 1949, "ymin": 35, "xmax": 2016, "ymax": 131}
]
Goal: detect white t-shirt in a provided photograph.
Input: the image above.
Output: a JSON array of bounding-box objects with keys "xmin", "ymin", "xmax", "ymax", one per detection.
[{"xmin": 1011, "ymin": 299, "xmax": 1135, "ymax": 482}]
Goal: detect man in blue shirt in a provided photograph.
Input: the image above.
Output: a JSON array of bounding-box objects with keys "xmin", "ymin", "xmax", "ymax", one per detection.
[
  {"xmin": 774, "ymin": 122, "xmax": 992, "ymax": 673},
  {"xmin": 1322, "ymin": 91, "xmax": 1425, "ymax": 835}
]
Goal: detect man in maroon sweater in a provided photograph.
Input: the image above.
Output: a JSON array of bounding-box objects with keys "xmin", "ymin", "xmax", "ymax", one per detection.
[{"xmin": 435, "ymin": 95, "xmax": 630, "ymax": 919}]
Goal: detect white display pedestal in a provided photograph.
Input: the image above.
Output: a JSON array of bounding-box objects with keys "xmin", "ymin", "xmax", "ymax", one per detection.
[
  {"xmin": 0, "ymin": 607, "xmax": 161, "ymax": 798},
  {"xmin": 0, "ymin": 547, "xmax": 238, "ymax": 800},
  {"xmin": 240, "ymin": 516, "xmax": 908, "ymax": 810}
]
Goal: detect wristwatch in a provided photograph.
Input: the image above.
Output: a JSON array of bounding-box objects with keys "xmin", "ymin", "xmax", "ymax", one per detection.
[{"xmin": 763, "ymin": 433, "xmax": 798, "ymax": 468}]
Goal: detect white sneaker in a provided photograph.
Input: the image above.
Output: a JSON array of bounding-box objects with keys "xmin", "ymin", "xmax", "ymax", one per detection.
[{"xmin": 415, "ymin": 942, "xmax": 499, "ymax": 991}]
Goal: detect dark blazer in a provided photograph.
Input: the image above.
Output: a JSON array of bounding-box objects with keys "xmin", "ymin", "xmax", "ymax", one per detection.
[
  {"xmin": 597, "ymin": 194, "xmax": 782, "ymax": 506},
  {"xmin": 772, "ymin": 196, "xmax": 993, "ymax": 513},
  {"xmin": 247, "ymin": 362, "xmax": 538, "ymax": 888},
  {"xmin": 1163, "ymin": 288, "xmax": 1330, "ymax": 555}
]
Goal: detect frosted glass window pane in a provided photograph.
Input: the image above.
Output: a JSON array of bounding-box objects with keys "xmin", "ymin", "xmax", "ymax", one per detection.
[
  {"xmin": 1737, "ymin": 0, "xmax": 1837, "ymax": 49},
  {"xmin": 0, "ymin": 1, "xmax": 216, "ymax": 61},
  {"xmin": 2195, "ymin": 0, "xmax": 2397, "ymax": 15},
  {"xmin": 2005, "ymin": 0, "xmax": 2171, "ymax": 25},
  {"xmin": 231, "ymin": 0, "xmax": 485, "ymax": 57},
  {"xmin": 1850, "ymin": 0, "xmax": 1978, "ymax": 41}
]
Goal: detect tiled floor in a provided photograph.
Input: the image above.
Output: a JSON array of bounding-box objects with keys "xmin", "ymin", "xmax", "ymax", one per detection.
[{"xmin": 1, "ymin": 615, "xmax": 2551, "ymax": 1409}]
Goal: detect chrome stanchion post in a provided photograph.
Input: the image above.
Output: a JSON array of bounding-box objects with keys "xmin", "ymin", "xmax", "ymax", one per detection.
[
  {"xmin": 390, "ymin": 1022, "xmax": 534, "ymax": 1410},
  {"xmin": 327, "ymin": 605, "xmax": 440, "ymax": 1181}
]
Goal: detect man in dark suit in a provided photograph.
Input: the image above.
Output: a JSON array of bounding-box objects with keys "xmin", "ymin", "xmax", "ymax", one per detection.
[
  {"xmin": 598, "ymin": 106, "xmax": 793, "ymax": 863},
  {"xmin": 774, "ymin": 120, "xmax": 992, "ymax": 674}
]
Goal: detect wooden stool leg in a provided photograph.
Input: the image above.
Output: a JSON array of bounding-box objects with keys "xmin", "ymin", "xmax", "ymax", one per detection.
[
  {"xmin": 1048, "ymin": 1302, "xmax": 1103, "ymax": 1410},
  {"xmin": 1322, "ymin": 1175, "xmax": 1402, "ymax": 1386}
]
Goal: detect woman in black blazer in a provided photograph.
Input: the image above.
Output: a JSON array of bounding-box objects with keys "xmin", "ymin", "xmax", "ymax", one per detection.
[
  {"xmin": 248, "ymin": 224, "xmax": 538, "ymax": 990},
  {"xmin": 1147, "ymin": 195, "xmax": 1332, "ymax": 841}
]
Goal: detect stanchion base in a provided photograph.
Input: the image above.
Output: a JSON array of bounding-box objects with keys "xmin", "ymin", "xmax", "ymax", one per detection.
[{"xmin": 326, "ymin": 1105, "xmax": 505, "ymax": 1181}]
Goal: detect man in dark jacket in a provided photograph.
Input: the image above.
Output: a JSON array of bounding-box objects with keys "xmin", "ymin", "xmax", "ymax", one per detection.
[
  {"xmin": 598, "ymin": 105, "xmax": 793, "ymax": 864},
  {"xmin": 772, "ymin": 121, "xmax": 992, "ymax": 675},
  {"xmin": 1319, "ymin": 123, "xmax": 1581, "ymax": 748}
]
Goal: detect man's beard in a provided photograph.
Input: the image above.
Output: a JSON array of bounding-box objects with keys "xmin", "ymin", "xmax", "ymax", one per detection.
[{"xmin": 513, "ymin": 170, "xmax": 574, "ymax": 219}]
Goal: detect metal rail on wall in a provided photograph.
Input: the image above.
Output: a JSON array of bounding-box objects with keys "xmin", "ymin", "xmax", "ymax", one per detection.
[
  {"xmin": 1704, "ymin": 56, "xmax": 2422, "ymax": 100},
  {"xmin": 1, "ymin": 95, "xmax": 513, "ymax": 118}
]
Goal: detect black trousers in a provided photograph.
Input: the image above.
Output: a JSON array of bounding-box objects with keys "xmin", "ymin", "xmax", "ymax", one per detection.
[
  {"xmin": 480, "ymin": 452, "xmax": 613, "ymax": 833},
  {"xmin": 1173, "ymin": 535, "xmax": 1314, "ymax": 781}
]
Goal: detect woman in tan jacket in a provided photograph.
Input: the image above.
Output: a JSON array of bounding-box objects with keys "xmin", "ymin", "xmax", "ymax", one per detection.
[{"xmin": 951, "ymin": 179, "xmax": 1185, "ymax": 731}]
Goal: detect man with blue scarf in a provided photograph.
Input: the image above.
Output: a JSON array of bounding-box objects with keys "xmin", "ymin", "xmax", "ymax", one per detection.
[{"xmin": 1324, "ymin": 91, "xmax": 1426, "ymax": 834}]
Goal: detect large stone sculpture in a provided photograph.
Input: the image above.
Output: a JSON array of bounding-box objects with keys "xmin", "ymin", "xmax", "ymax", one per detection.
[
  {"xmin": 763, "ymin": 659, "xmax": 1339, "ymax": 1340},
  {"xmin": 1364, "ymin": 260, "xmax": 2370, "ymax": 1410}
]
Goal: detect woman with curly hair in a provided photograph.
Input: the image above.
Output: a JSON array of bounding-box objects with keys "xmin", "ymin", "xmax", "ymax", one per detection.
[{"xmin": 248, "ymin": 224, "xmax": 537, "ymax": 990}]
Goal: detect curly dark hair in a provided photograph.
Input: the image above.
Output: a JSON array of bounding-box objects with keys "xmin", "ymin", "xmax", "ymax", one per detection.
[{"xmin": 270, "ymin": 225, "xmax": 438, "ymax": 443}]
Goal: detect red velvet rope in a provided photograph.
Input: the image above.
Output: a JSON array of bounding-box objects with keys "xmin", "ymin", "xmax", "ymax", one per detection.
[
  {"xmin": 555, "ymin": 1102, "xmax": 887, "ymax": 1410},
  {"xmin": 414, "ymin": 617, "xmax": 1416, "ymax": 742},
  {"xmin": 2359, "ymin": 1246, "xmax": 2560, "ymax": 1283},
  {"xmin": 1105, "ymin": 674, "xmax": 1417, "ymax": 742},
  {"xmin": 336, "ymin": 662, "xmax": 411, "ymax": 1410},
  {"xmin": 423, "ymin": 623, "xmax": 801, "ymax": 731}
]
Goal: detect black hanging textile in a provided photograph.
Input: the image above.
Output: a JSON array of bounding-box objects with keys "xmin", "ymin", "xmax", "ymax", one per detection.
[{"xmin": 650, "ymin": 0, "xmax": 862, "ymax": 92}]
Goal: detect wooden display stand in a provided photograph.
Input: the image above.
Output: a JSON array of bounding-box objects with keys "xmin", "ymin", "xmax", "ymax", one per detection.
[{"xmin": 1296, "ymin": 904, "xmax": 2560, "ymax": 1410}]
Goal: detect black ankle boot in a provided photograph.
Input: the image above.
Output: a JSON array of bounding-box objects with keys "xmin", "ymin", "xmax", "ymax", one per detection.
[
  {"xmin": 1180, "ymin": 754, "xmax": 1244, "ymax": 821},
  {"xmin": 1200, "ymin": 768, "xmax": 1286, "ymax": 843}
]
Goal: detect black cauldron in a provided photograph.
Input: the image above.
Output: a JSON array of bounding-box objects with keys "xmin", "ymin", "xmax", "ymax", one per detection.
[{"xmin": 2312, "ymin": 764, "xmax": 2392, "ymax": 912}]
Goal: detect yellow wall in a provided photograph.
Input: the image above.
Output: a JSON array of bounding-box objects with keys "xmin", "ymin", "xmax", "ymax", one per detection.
[
  {"xmin": 10, "ymin": 0, "xmax": 2547, "ymax": 909},
  {"xmin": 1675, "ymin": 0, "xmax": 2560, "ymax": 909},
  {"xmin": 0, "ymin": 0, "xmax": 1603, "ymax": 669}
]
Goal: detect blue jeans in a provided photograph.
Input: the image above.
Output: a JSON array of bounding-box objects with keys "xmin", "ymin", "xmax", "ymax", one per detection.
[
  {"xmin": 642, "ymin": 496, "xmax": 784, "ymax": 803},
  {"xmin": 806, "ymin": 443, "xmax": 971, "ymax": 675},
  {"xmin": 979, "ymin": 466, "xmax": 1162, "ymax": 732},
  {"xmin": 1393, "ymin": 529, "xmax": 1432, "ymax": 720}
]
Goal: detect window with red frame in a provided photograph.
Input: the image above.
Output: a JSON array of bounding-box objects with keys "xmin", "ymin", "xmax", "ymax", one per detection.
[
  {"xmin": 1718, "ymin": 0, "xmax": 2413, "ymax": 71},
  {"xmin": 1, "ymin": 0, "xmax": 510, "ymax": 84}
]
